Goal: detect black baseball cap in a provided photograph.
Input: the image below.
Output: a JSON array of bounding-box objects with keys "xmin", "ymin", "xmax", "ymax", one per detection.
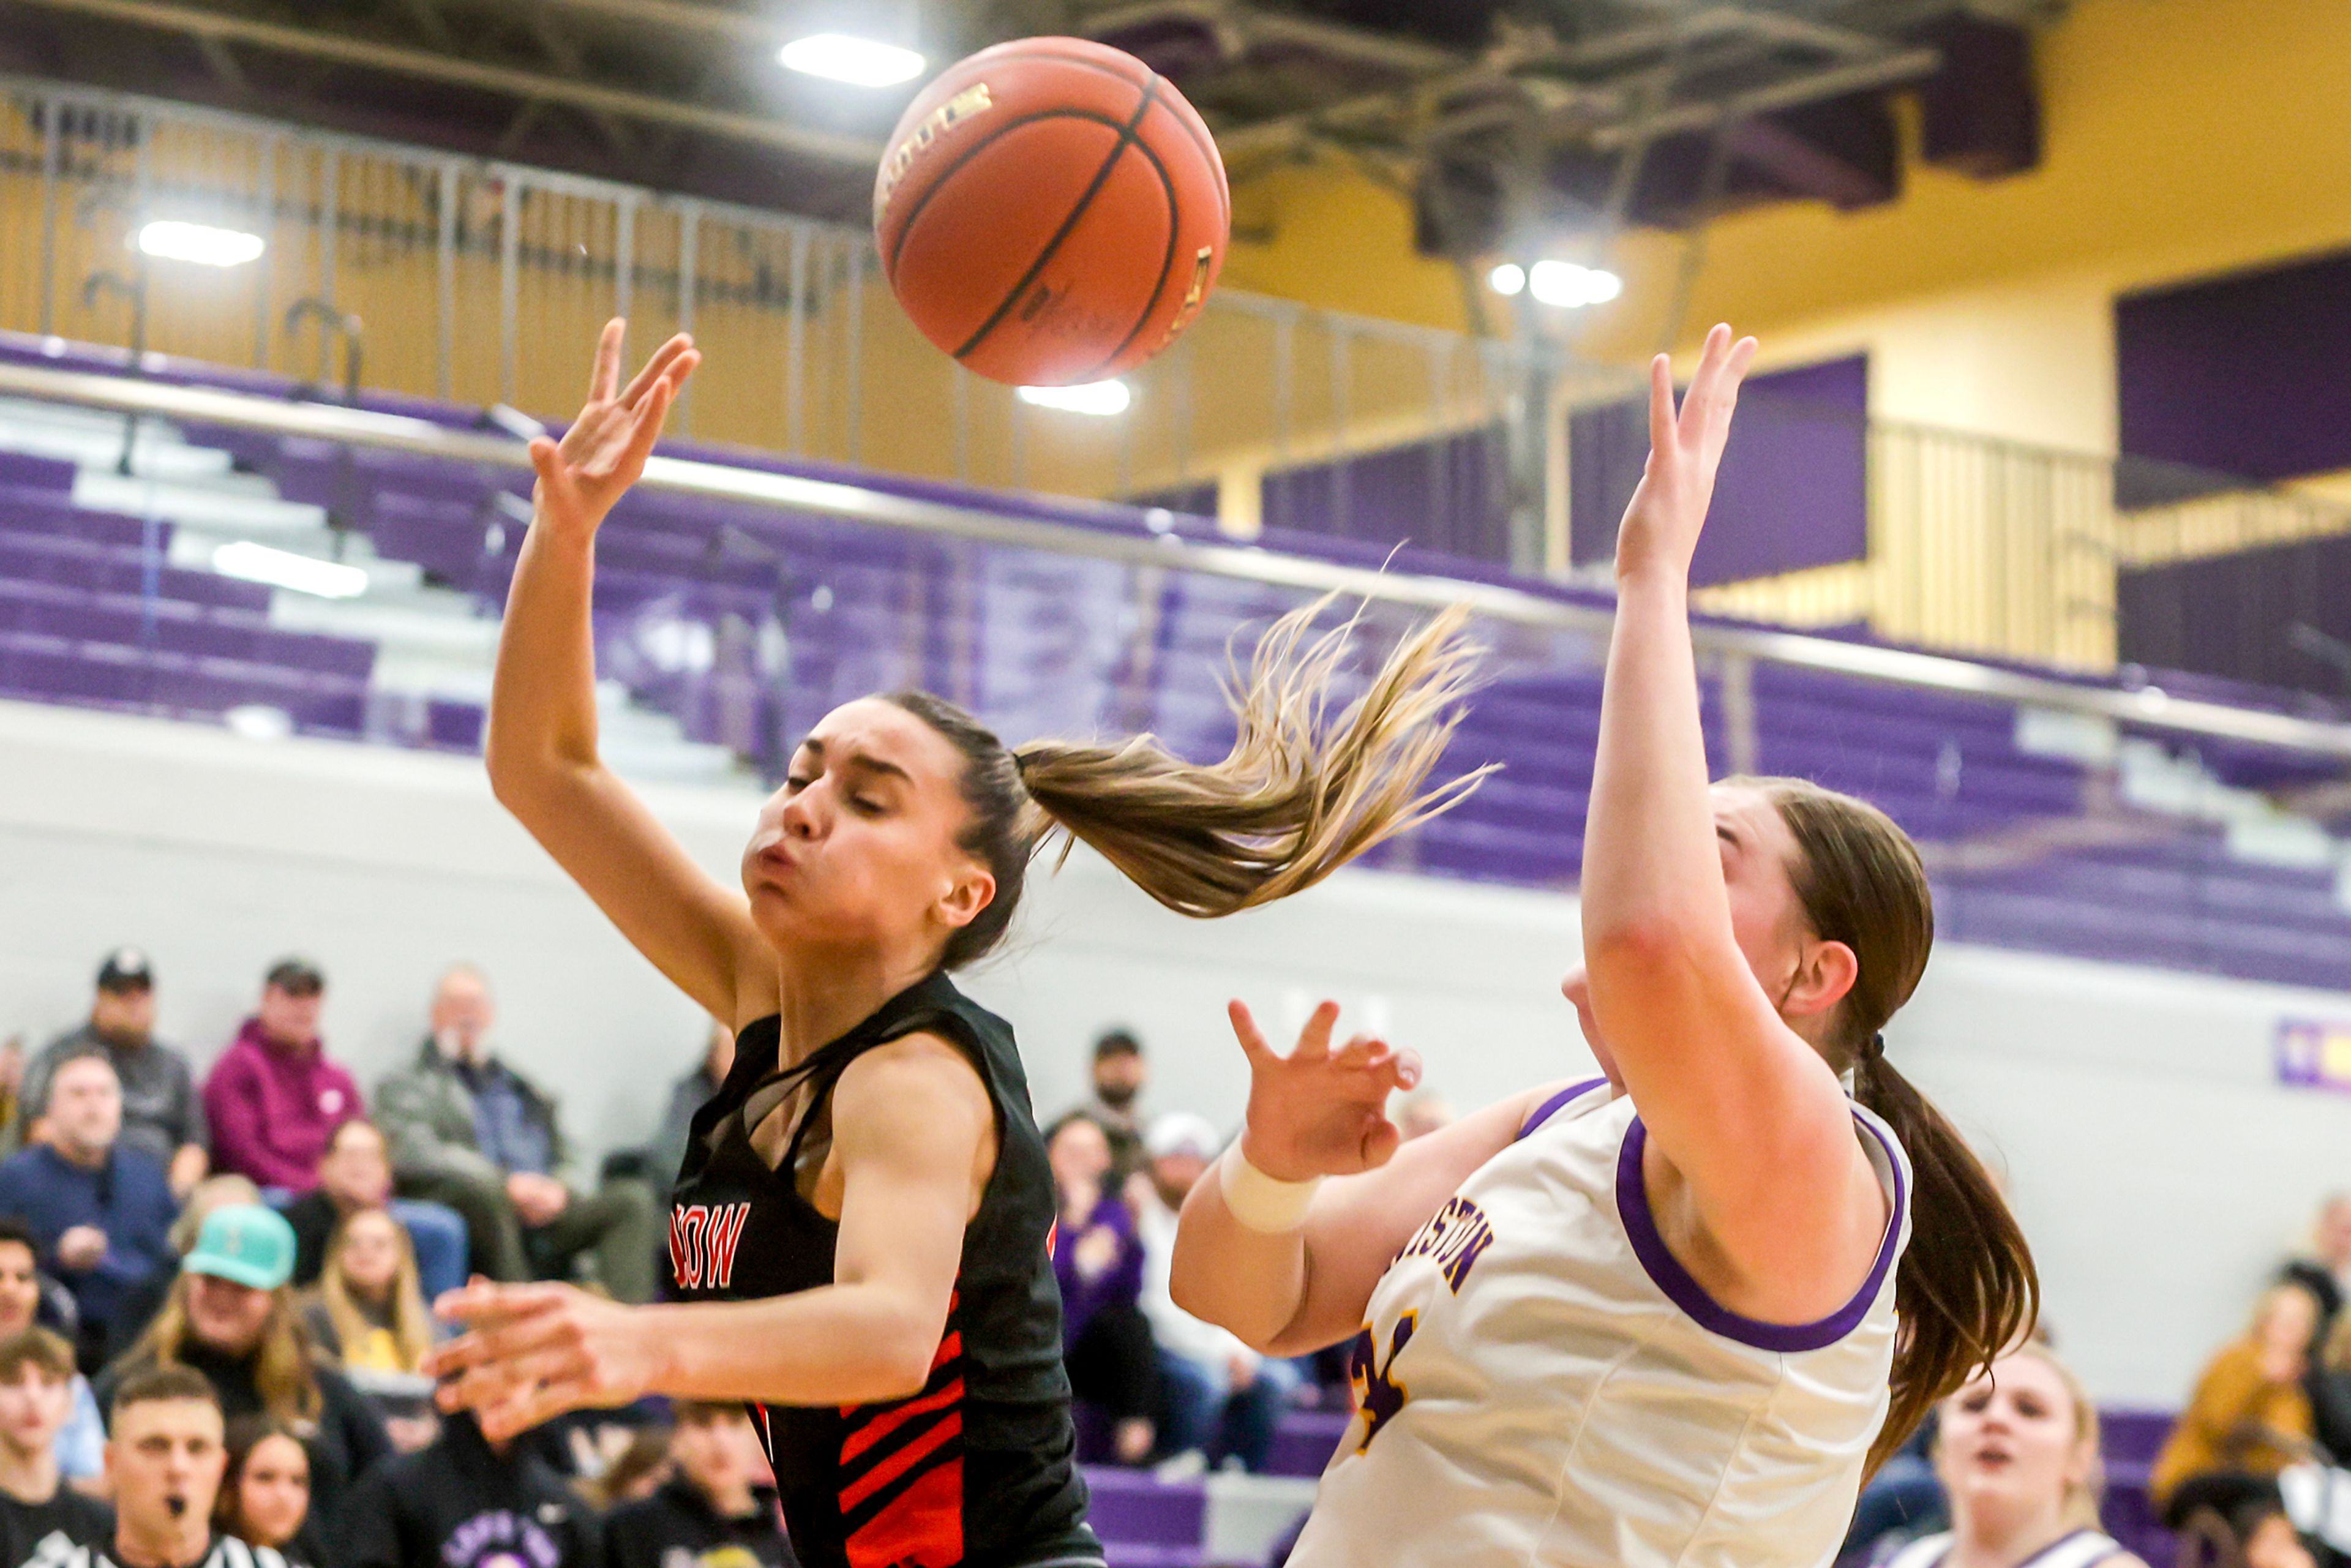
[
  {"xmin": 264, "ymin": 956, "xmax": 325, "ymax": 997},
  {"xmin": 96, "ymin": 948, "xmax": 153, "ymax": 993},
  {"xmin": 1093, "ymin": 1028, "xmax": 1143, "ymax": 1061}
]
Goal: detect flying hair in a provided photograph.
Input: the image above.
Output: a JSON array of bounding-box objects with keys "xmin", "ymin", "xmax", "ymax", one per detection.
[{"xmin": 888, "ymin": 593, "xmax": 1491, "ymax": 967}]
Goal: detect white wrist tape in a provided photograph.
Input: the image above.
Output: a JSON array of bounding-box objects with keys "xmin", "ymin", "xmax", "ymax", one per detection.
[{"xmin": 1218, "ymin": 1141, "xmax": 1322, "ymax": 1234}]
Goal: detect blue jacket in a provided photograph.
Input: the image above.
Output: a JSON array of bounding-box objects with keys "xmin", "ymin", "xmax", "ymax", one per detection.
[{"xmin": 0, "ymin": 1142, "xmax": 178, "ymax": 1329}]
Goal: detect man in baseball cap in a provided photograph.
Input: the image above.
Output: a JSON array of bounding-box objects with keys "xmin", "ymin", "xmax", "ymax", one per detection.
[{"xmin": 16, "ymin": 950, "xmax": 209, "ymax": 1199}]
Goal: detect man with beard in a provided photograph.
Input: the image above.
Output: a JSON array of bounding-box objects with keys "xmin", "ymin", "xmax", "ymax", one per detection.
[{"xmin": 1076, "ymin": 1029, "xmax": 1148, "ymax": 1184}]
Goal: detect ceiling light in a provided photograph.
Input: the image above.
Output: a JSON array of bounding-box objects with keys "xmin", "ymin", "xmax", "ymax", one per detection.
[
  {"xmin": 137, "ymin": 220, "xmax": 266, "ymax": 268},
  {"xmin": 212, "ymin": 541, "xmax": 369, "ymax": 599},
  {"xmin": 1018, "ymin": 380, "xmax": 1131, "ymax": 417},
  {"xmin": 1528, "ymin": 260, "xmax": 1624, "ymax": 309},
  {"xmin": 778, "ymin": 33, "xmax": 926, "ymax": 87},
  {"xmin": 1488, "ymin": 262, "xmax": 1526, "ymax": 298}
]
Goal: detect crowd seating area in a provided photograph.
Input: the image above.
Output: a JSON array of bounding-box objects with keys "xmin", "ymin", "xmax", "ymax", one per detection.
[{"xmin": 2, "ymin": 330, "xmax": 2349, "ymax": 997}]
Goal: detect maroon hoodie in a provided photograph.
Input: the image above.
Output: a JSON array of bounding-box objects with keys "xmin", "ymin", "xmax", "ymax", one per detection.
[{"xmin": 201, "ymin": 1017, "xmax": 364, "ymax": 1191}]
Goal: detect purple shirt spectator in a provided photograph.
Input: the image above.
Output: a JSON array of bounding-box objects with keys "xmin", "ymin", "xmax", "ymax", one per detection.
[
  {"xmin": 1052, "ymin": 1189, "xmax": 1143, "ymax": 1348},
  {"xmin": 203, "ymin": 960, "xmax": 362, "ymax": 1192}
]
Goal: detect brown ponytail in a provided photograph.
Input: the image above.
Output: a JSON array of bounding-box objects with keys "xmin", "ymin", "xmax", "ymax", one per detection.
[
  {"xmin": 1744, "ymin": 776, "xmax": 2040, "ymax": 1475},
  {"xmin": 890, "ymin": 596, "xmax": 1489, "ymax": 969}
]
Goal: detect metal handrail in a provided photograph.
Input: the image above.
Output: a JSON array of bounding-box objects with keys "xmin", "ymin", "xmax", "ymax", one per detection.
[{"xmin": 7, "ymin": 355, "xmax": 2351, "ymax": 761}]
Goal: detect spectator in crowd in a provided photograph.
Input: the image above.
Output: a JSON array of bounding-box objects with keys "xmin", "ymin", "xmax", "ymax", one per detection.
[
  {"xmin": 1394, "ymin": 1091, "xmax": 1454, "ymax": 1143},
  {"xmin": 0, "ymin": 1329, "xmax": 111, "ymax": 1567},
  {"xmin": 1872, "ymin": 1343, "xmax": 2145, "ymax": 1568},
  {"xmin": 216, "ymin": 1418, "xmax": 310, "ymax": 1567},
  {"xmin": 0, "ymin": 1039, "xmax": 23, "ymax": 1155},
  {"xmin": 1131, "ymin": 1112, "xmax": 1300, "ymax": 1474},
  {"xmin": 604, "ymin": 1402, "xmax": 793, "ymax": 1568},
  {"xmin": 2304, "ymin": 1308, "xmax": 2351, "ymax": 1465},
  {"xmin": 572, "ymin": 1426, "xmax": 672, "ymax": 1513},
  {"xmin": 0, "ymin": 1054, "xmax": 179, "ymax": 1367},
  {"xmin": 302, "ymin": 1210, "xmax": 432, "ymax": 1379},
  {"xmin": 637, "ymin": 1022, "xmax": 734, "ymax": 1199},
  {"xmin": 0, "ymin": 1220, "xmax": 104, "ymax": 1485},
  {"xmin": 2283, "ymin": 1194, "xmax": 2351, "ymax": 1349},
  {"xmin": 203, "ymin": 961, "xmax": 363, "ymax": 1195},
  {"xmin": 97, "ymin": 1206, "xmax": 391, "ymax": 1540},
  {"xmin": 171, "ymin": 1180, "xmax": 264, "ymax": 1258},
  {"xmin": 375, "ymin": 966, "xmax": 657, "ymax": 1303},
  {"xmin": 279, "ymin": 1121, "xmax": 467, "ymax": 1304},
  {"xmin": 102, "ymin": 1365, "xmax": 286, "ymax": 1568},
  {"xmin": 337, "ymin": 1411, "xmax": 599, "ymax": 1568},
  {"xmin": 1078, "ymin": 1030, "xmax": 1148, "ymax": 1180},
  {"xmin": 2153, "ymin": 1284, "xmax": 2319, "ymax": 1529},
  {"xmin": 1045, "ymin": 1112, "xmax": 1154, "ymax": 1465},
  {"xmin": 19, "ymin": 951, "xmax": 209, "ymax": 1201}
]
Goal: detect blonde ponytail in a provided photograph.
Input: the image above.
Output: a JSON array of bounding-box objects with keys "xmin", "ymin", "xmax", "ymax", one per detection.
[{"xmin": 888, "ymin": 595, "xmax": 1490, "ymax": 966}]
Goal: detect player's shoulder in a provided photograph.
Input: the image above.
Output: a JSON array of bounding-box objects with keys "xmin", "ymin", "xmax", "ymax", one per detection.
[{"xmin": 834, "ymin": 1029, "xmax": 994, "ymax": 1122}]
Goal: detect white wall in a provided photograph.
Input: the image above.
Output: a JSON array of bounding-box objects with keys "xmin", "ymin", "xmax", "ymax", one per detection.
[{"xmin": 1, "ymin": 699, "xmax": 2345, "ymax": 1407}]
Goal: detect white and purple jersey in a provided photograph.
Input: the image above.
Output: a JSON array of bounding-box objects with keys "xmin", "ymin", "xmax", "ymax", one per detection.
[
  {"xmin": 1882, "ymin": 1529, "xmax": 2127, "ymax": 1568},
  {"xmin": 1289, "ymin": 1079, "xmax": 1913, "ymax": 1568}
]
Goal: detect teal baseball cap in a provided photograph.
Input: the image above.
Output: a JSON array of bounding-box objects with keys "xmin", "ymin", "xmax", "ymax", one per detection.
[{"xmin": 184, "ymin": 1204, "xmax": 296, "ymax": 1292}]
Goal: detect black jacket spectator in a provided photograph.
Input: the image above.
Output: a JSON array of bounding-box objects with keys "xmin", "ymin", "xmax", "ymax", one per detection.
[
  {"xmin": 337, "ymin": 1413, "xmax": 599, "ymax": 1568},
  {"xmin": 604, "ymin": 1477, "xmax": 793, "ymax": 1568}
]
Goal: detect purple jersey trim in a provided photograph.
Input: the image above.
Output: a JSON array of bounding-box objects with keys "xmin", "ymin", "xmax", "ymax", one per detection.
[
  {"xmin": 1614, "ymin": 1109, "xmax": 1908, "ymax": 1353},
  {"xmin": 1517, "ymin": 1078, "xmax": 1612, "ymax": 1140}
]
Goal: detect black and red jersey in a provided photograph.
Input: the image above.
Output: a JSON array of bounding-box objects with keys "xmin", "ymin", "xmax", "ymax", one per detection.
[{"xmin": 668, "ymin": 971, "xmax": 1100, "ymax": 1568}]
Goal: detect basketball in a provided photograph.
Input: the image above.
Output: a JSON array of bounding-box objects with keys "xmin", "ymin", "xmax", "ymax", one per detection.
[{"xmin": 873, "ymin": 37, "xmax": 1230, "ymax": 388}]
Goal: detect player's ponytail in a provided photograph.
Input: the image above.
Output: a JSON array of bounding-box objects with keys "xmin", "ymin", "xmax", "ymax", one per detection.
[
  {"xmin": 887, "ymin": 596, "xmax": 1488, "ymax": 969},
  {"xmin": 1751, "ymin": 776, "xmax": 2041, "ymax": 1476}
]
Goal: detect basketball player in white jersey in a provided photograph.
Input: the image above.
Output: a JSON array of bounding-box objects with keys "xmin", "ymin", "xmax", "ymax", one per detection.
[
  {"xmin": 1171, "ymin": 324, "xmax": 2038, "ymax": 1568},
  {"xmin": 1882, "ymin": 1343, "xmax": 2143, "ymax": 1568}
]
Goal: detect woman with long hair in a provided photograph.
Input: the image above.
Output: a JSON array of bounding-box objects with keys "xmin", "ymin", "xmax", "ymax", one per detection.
[
  {"xmin": 2152, "ymin": 1284, "xmax": 2319, "ymax": 1528},
  {"xmin": 426, "ymin": 320, "xmax": 1484, "ymax": 1568},
  {"xmin": 216, "ymin": 1416, "xmax": 313, "ymax": 1566},
  {"xmin": 1170, "ymin": 325, "xmax": 2039, "ymax": 1568},
  {"xmin": 305, "ymin": 1208, "xmax": 433, "ymax": 1377},
  {"xmin": 1880, "ymin": 1344, "xmax": 2145, "ymax": 1568},
  {"xmin": 99, "ymin": 1206, "xmax": 390, "ymax": 1537}
]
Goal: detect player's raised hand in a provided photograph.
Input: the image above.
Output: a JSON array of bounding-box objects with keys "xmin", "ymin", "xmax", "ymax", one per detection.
[
  {"xmin": 1614, "ymin": 322, "xmax": 1758, "ymax": 586},
  {"xmin": 530, "ymin": 318, "xmax": 699, "ymax": 538},
  {"xmin": 1229, "ymin": 999, "xmax": 1420, "ymax": 1182}
]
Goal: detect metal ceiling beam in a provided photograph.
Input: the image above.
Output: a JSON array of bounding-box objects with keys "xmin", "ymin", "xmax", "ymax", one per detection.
[
  {"xmin": 1586, "ymin": 45, "xmax": 1940, "ymax": 149},
  {"xmin": 1081, "ymin": 1, "xmax": 1466, "ymax": 77},
  {"xmin": 520, "ymin": 0, "xmax": 786, "ymax": 48},
  {"xmin": 0, "ymin": 0, "xmax": 885, "ymax": 165}
]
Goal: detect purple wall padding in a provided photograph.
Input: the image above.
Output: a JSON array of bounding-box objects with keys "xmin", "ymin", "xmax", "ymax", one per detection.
[
  {"xmin": 2118, "ymin": 530, "xmax": 2351, "ymax": 700},
  {"xmin": 1258, "ymin": 425, "xmax": 1510, "ymax": 564},
  {"xmin": 2117, "ymin": 249, "xmax": 2351, "ymax": 484},
  {"xmin": 1570, "ymin": 354, "xmax": 1869, "ymax": 587}
]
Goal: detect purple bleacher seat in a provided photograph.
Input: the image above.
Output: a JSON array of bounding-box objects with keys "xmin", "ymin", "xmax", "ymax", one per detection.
[
  {"xmin": 1083, "ymin": 1468, "xmax": 1207, "ymax": 1547},
  {"xmin": 0, "ymin": 531, "xmax": 272, "ymax": 612},
  {"xmin": 13, "ymin": 324, "xmax": 2351, "ymax": 988},
  {"xmin": 0, "ymin": 452, "xmax": 77, "ymax": 492},
  {"xmin": 1263, "ymin": 1411, "xmax": 1348, "ymax": 1480}
]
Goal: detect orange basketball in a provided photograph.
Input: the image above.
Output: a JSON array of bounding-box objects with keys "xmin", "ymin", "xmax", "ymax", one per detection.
[{"xmin": 874, "ymin": 37, "xmax": 1229, "ymax": 388}]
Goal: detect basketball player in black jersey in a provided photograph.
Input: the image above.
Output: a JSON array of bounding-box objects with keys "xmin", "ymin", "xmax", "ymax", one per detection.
[{"xmin": 426, "ymin": 321, "xmax": 1487, "ymax": 1568}]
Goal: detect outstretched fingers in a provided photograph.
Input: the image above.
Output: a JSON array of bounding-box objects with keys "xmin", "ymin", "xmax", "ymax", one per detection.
[
  {"xmin": 589, "ymin": 319, "xmax": 625, "ymax": 403},
  {"xmin": 1646, "ymin": 353, "xmax": 1676, "ymax": 456},
  {"xmin": 1228, "ymin": 1000, "xmax": 1273, "ymax": 1067},
  {"xmin": 618, "ymin": 378, "xmax": 678, "ymax": 475},
  {"xmin": 620, "ymin": 334, "xmax": 697, "ymax": 410}
]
